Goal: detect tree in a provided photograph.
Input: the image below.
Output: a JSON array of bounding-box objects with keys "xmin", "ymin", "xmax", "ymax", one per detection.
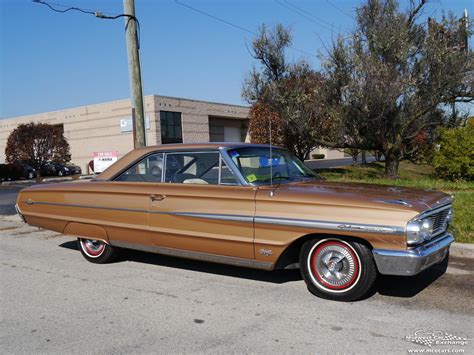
[
  {"xmin": 5, "ymin": 122, "xmax": 71, "ymax": 171},
  {"xmin": 320, "ymin": 0, "xmax": 473, "ymax": 177},
  {"xmin": 432, "ymin": 122, "xmax": 474, "ymax": 181},
  {"xmin": 248, "ymin": 100, "xmax": 284, "ymax": 146},
  {"xmin": 243, "ymin": 25, "xmax": 334, "ymax": 160}
]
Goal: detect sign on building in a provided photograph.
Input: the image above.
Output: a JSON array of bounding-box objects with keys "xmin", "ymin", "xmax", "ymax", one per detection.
[
  {"xmin": 120, "ymin": 115, "xmax": 151, "ymax": 132},
  {"xmin": 93, "ymin": 151, "xmax": 118, "ymax": 173}
]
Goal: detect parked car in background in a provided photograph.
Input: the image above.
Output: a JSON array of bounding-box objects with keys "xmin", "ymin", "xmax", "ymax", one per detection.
[
  {"xmin": 1, "ymin": 161, "xmax": 37, "ymax": 180},
  {"xmin": 16, "ymin": 143, "xmax": 453, "ymax": 301},
  {"xmin": 40, "ymin": 162, "xmax": 81, "ymax": 177},
  {"xmin": 0, "ymin": 164, "xmax": 7, "ymax": 181}
]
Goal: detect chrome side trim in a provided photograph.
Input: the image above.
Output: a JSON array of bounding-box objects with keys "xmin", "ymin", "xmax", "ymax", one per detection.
[
  {"xmin": 23, "ymin": 200, "xmax": 404, "ymax": 235},
  {"xmin": 172, "ymin": 212, "xmax": 254, "ymax": 223},
  {"xmin": 25, "ymin": 200, "xmax": 149, "ymax": 214},
  {"xmin": 373, "ymin": 233, "xmax": 454, "ymax": 276},
  {"xmin": 254, "ymin": 216, "xmax": 404, "ymax": 235},
  {"xmin": 111, "ymin": 240, "xmax": 274, "ymax": 270}
]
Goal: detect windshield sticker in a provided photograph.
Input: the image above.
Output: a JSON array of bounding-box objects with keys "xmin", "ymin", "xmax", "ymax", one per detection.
[
  {"xmin": 247, "ymin": 174, "xmax": 257, "ymax": 182},
  {"xmin": 229, "ymin": 151, "xmax": 240, "ymax": 158}
]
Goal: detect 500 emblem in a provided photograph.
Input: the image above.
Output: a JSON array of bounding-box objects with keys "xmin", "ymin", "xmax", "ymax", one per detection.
[{"xmin": 259, "ymin": 249, "xmax": 273, "ymax": 257}]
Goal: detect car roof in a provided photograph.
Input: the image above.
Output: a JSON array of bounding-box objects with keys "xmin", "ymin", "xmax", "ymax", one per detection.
[
  {"xmin": 97, "ymin": 143, "xmax": 281, "ymax": 180},
  {"xmin": 134, "ymin": 142, "xmax": 279, "ymax": 152}
]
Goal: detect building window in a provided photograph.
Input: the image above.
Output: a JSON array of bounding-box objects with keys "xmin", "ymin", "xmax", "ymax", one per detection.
[{"xmin": 160, "ymin": 111, "xmax": 182, "ymax": 144}]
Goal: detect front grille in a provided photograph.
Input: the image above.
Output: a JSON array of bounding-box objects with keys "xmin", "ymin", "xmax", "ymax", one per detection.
[{"xmin": 427, "ymin": 207, "xmax": 451, "ymax": 236}]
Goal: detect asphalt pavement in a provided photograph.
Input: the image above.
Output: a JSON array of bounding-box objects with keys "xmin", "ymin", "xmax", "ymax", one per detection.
[
  {"xmin": 0, "ymin": 214, "xmax": 472, "ymax": 354},
  {"xmin": 0, "ymin": 184, "xmax": 30, "ymax": 215}
]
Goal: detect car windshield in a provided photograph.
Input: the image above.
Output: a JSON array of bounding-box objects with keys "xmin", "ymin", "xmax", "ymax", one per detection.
[{"xmin": 226, "ymin": 146, "xmax": 319, "ymax": 184}]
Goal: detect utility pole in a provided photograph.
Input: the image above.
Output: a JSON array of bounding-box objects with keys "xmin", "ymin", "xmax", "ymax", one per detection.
[{"xmin": 123, "ymin": 0, "xmax": 146, "ymax": 148}]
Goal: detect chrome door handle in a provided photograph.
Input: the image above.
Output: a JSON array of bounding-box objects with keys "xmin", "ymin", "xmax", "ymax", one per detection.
[{"xmin": 150, "ymin": 194, "xmax": 166, "ymax": 202}]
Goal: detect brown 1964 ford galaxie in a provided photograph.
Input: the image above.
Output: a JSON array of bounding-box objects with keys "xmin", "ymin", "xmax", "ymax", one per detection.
[{"xmin": 15, "ymin": 143, "xmax": 454, "ymax": 301}]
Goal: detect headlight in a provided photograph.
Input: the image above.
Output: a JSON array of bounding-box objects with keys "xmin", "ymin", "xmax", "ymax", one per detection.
[
  {"xmin": 64, "ymin": 167, "xmax": 69, "ymax": 171},
  {"xmin": 406, "ymin": 218, "xmax": 433, "ymax": 245}
]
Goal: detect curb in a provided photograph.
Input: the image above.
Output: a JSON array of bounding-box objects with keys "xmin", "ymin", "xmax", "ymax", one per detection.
[
  {"xmin": 1, "ymin": 180, "xmax": 35, "ymax": 186},
  {"xmin": 449, "ymin": 242, "xmax": 474, "ymax": 259},
  {"xmin": 41, "ymin": 177, "xmax": 73, "ymax": 182},
  {"xmin": 1, "ymin": 175, "xmax": 96, "ymax": 186},
  {"xmin": 79, "ymin": 175, "xmax": 96, "ymax": 180}
]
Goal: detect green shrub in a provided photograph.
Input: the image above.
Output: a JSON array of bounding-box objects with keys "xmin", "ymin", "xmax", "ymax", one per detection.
[
  {"xmin": 311, "ymin": 153, "xmax": 325, "ymax": 160},
  {"xmin": 433, "ymin": 125, "xmax": 474, "ymax": 181}
]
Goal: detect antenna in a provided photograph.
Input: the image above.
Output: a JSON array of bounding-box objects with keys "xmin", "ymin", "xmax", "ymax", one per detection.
[{"xmin": 269, "ymin": 115, "xmax": 274, "ymax": 192}]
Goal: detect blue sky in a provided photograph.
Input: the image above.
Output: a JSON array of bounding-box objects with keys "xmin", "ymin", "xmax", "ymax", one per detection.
[{"xmin": 0, "ymin": 0, "xmax": 472, "ymax": 118}]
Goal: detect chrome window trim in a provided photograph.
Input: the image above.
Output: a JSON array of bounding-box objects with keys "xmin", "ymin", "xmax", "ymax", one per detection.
[
  {"xmin": 218, "ymin": 154, "xmax": 222, "ymax": 185},
  {"xmin": 22, "ymin": 200, "xmax": 404, "ymax": 236},
  {"xmin": 219, "ymin": 147, "xmax": 249, "ymax": 186}
]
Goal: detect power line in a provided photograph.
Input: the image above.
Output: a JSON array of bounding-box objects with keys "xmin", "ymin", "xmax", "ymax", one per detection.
[
  {"xmin": 174, "ymin": 0, "xmax": 318, "ymax": 59},
  {"xmin": 32, "ymin": 0, "xmax": 96, "ymax": 16},
  {"xmin": 175, "ymin": 0, "xmax": 256, "ymax": 36},
  {"xmin": 275, "ymin": 0, "xmax": 334, "ymax": 32},
  {"xmin": 325, "ymin": 0, "xmax": 355, "ymax": 19},
  {"xmin": 32, "ymin": 0, "xmax": 141, "ymax": 48},
  {"xmin": 35, "ymin": 0, "xmax": 120, "ymax": 17}
]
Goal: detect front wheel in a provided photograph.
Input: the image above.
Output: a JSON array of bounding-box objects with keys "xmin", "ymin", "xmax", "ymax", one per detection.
[
  {"xmin": 300, "ymin": 238, "xmax": 377, "ymax": 301},
  {"xmin": 77, "ymin": 238, "xmax": 119, "ymax": 264}
]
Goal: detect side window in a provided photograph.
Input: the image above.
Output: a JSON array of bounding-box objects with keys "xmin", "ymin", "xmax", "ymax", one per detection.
[
  {"xmin": 164, "ymin": 152, "xmax": 238, "ymax": 185},
  {"xmin": 115, "ymin": 153, "xmax": 164, "ymax": 182}
]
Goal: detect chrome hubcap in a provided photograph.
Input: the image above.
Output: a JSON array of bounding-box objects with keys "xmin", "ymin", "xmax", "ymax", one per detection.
[{"xmin": 312, "ymin": 242, "xmax": 358, "ymax": 289}]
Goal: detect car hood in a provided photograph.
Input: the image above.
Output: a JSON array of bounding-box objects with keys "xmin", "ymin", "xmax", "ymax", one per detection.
[{"xmin": 267, "ymin": 180, "xmax": 451, "ymax": 214}]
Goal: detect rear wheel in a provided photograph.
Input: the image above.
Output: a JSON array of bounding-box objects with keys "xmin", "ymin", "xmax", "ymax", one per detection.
[
  {"xmin": 300, "ymin": 238, "xmax": 376, "ymax": 301},
  {"xmin": 77, "ymin": 238, "xmax": 119, "ymax": 264}
]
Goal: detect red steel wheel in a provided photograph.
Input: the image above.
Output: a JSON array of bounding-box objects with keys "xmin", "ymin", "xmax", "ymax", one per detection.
[
  {"xmin": 308, "ymin": 240, "xmax": 361, "ymax": 293},
  {"xmin": 80, "ymin": 239, "xmax": 106, "ymax": 258},
  {"xmin": 77, "ymin": 238, "xmax": 119, "ymax": 264},
  {"xmin": 300, "ymin": 238, "xmax": 377, "ymax": 301}
]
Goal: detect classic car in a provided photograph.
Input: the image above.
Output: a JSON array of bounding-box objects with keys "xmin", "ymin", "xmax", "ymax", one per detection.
[{"xmin": 15, "ymin": 143, "xmax": 454, "ymax": 301}]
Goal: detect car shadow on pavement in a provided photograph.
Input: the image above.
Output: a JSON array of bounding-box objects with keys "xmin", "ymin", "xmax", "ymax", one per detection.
[
  {"xmin": 374, "ymin": 257, "xmax": 449, "ymax": 298},
  {"xmin": 59, "ymin": 240, "xmax": 449, "ymax": 294},
  {"xmin": 59, "ymin": 241, "xmax": 303, "ymax": 284}
]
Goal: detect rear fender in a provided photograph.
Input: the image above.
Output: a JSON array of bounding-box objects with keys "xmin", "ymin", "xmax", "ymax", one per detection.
[{"xmin": 63, "ymin": 222, "xmax": 109, "ymax": 244}]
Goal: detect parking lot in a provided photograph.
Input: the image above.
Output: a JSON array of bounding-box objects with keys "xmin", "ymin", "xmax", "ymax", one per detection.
[{"xmin": 1, "ymin": 214, "xmax": 473, "ymax": 354}]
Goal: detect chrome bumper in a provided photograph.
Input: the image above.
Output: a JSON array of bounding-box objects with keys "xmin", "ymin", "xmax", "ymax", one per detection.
[
  {"xmin": 15, "ymin": 203, "xmax": 27, "ymax": 223},
  {"xmin": 372, "ymin": 233, "xmax": 454, "ymax": 276}
]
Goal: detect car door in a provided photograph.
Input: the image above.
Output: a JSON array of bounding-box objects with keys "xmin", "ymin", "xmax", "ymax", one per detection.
[
  {"xmin": 106, "ymin": 152, "xmax": 166, "ymax": 247},
  {"xmin": 148, "ymin": 151, "xmax": 256, "ymax": 259}
]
